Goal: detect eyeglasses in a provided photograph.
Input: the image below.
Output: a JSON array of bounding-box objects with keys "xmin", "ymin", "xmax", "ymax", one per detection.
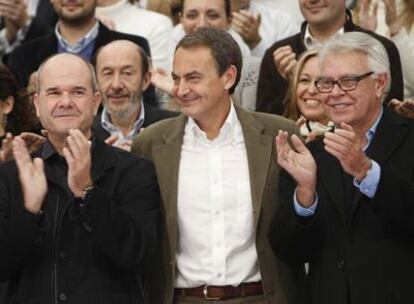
[{"xmin": 315, "ymin": 71, "xmax": 375, "ymax": 93}]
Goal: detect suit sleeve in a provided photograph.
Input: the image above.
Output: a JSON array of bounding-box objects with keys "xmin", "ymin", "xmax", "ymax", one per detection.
[
  {"xmin": 0, "ymin": 164, "xmax": 50, "ymax": 282},
  {"xmin": 69, "ymin": 156, "xmax": 160, "ymax": 271},
  {"xmin": 5, "ymin": 48, "xmax": 30, "ymax": 88},
  {"xmin": 256, "ymin": 46, "xmax": 289, "ymax": 115},
  {"xmin": 268, "ymin": 129, "xmax": 322, "ymax": 265},
  {"xmin": 268, "ymin": 163, "xmax": 324, "ymax": 265},
  {"xmin": 371, "ymin": 167, "xmax": 414, "ymax": 235}
]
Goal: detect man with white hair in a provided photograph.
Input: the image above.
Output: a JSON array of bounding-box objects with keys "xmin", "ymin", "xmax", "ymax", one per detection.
[
  {"xmin": 269, "ymin": 31, "xmax": 414, "ymax": 304},
  {"xmin": 256, "ymin": 0, "xmax": 403, "ymax": 115}
]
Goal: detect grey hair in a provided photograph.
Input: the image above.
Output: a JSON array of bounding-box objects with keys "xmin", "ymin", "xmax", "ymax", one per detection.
[
  {"xmin": 36, "ymin": 53, "xmax": 99, "ymax": 93},
  {"xmin": 319, "ymin": 32, "xmax": 391, "ymax": 99}
]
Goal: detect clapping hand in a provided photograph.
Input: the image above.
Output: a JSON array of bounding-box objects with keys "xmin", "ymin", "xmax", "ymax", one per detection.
[
  {"xmin": 13, "ymin": 136, "xmax": 47, "ymax": 214},
  {"xmin": 104, "ymin": 134, "xmax": 132, "ymax": 151},
  {"xmin": 389, "ymin": 98, "xmax": 414, "ymax": 119},
  {"xmin": 276, "ymin": 130, "xmax": 317, "ymax": 207},
  {"xmin": 232, "ymin": 10, "xmax": 262, "ymax": 49},
  {"xmin": 273, "ymin": 46, "xmax": 297, "ymax": 80},
  {"xmin": 323, "ymin": 123, "xmax": 371, "ymax": 180},
  {"xmin": 62, "ymin": 129, "xmax": 93, "ymax": 198}
]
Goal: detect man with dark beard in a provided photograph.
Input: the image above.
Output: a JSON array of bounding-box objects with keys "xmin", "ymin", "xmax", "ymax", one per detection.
[{"xmin": 93, "ymin": 40, "xmax": 177, "ymax": 151}]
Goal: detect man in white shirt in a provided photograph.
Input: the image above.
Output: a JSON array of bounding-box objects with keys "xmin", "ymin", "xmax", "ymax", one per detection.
[
  {"xmin": 96, "ymin": 0, "xmax": 173, "ymax": 70},
  {"xmin": 132, "ymin": 27, "xmax": 306, "ymax": 304},
  {"xmin": 152, "ymin": 0, "xmax": 254, "ymax": 108},
  {"xmin": 231, "ymin": 0, "xmax": 299, "ymax": 57}
]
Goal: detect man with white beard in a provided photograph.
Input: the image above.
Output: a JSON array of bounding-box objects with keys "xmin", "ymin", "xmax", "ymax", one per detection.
[{"xmin": 93, "ymin": 40, "xmax": 176, "ymax": 151}]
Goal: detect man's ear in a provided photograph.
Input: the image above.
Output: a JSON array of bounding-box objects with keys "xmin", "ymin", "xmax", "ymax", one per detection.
[
  {"xmin": 33, "ymin": 94, "xmax": 41, "ymax": 118},
  {"xmin": 141, "ymin": 71, "xmax": 151, "ymax": 92},
  {"xmin": 223, "ymin": 65, "xmax": 237, "ymax": 91},
  {"xmin": 93, "ymin": 91, "xmax": 102, "ymax": 115},
  {"xmin": 375, "ymin": 72, "xmax": 388, "ymax": 99}
]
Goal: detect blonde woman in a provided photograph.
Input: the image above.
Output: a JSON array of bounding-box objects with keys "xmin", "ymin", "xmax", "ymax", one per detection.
[{"xmin": 283, "ymin": 48, "xmax": 333, "ymax": 139}]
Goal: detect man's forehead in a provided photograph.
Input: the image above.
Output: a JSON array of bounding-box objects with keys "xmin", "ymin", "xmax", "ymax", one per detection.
[
  {"xmin": 41, "ymin": 82, "xmax": 90, "ymax": 90},
  {"xmin": 39, "ymin": 67, "xmax": 93, "ymax": 91},
  {"xmin": 97, "ymin": 42, "xmax": 141, "ymax": 69},
  {"xmin": 41, "ymin": 54, "xmax": 90, "ymax": 74},
  {"xmin": 321, "ymin": 52, "xmax": 367, "ymax": 74},
  {"xmin": 40, "ymin": 68, "xmax": 90, "ymax": 82},
  {"xmin": 97, "ymin": 53, "xmax": 140, "ymax": 71},
  {"xmin": 184, "ymin": 0, "xmax": 225, "ymax": 11},
  {"xmin": 173, "ymin": 46, "xmax": 214, "ymax": 71}
]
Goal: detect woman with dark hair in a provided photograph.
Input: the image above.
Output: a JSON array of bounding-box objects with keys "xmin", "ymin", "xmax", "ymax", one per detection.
[
  {"xmin": 0, "ymin": 65, "xmax": 39, "ymax": 161},
  {"xmin": 0, "ymin": 66, "xmax": 37, "ymax": 136}
]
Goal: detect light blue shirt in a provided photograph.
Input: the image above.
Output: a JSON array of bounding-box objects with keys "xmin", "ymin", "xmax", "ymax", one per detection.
[
  {"xmin": 294, "ymin": 107, "xmax": 383, "ymax": 216},
  {"xmin": 55, "ymin": 20, "xmax": 99, "ymax": 60},
  {"xmin": 101, "ymin": 102, "xmax": 145, "ymax": 142}
]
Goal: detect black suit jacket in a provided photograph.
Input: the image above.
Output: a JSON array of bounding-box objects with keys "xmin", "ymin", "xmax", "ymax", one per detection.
[
  {"xmin": 256, "ymin": 12, "xmax": 403, "ymax": 115},
  {"xmin": 269, "ymin": 108, "xmax": 414, "ymax": 304},
  {"xmin": 5, "ymin": 22, "xmax": 158, "ymax": 106},
  {"xmin": 24, "ymin": 0, "xmax": 57, "ymax": 43},
  {"xmin": 0, "ymin": 138, "xmax": 160, "ymax": 304},
  {"xmin": 0, "ymin": 0, "xmax": 57, "ymax": 43},
  {"xmin": 92, "ymin": 105, "xmax": 178, "ymax": 141}
]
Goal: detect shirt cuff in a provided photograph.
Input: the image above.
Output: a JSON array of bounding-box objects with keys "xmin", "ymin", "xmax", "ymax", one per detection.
[
  {"xmin": 353, "ymin": 160, "xmax": 381, "ymax": 198},
  {"xmin": 293, "ymin": 188, "xmax": 318, "ymax": 217}
]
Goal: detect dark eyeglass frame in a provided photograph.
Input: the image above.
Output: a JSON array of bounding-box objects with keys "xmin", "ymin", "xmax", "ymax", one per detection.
[{"xmin": 315, "ymin": 71, "xmax": 375, "ymax": 93}]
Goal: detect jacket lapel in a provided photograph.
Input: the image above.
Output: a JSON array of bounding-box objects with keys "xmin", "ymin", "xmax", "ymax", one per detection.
[
  {"xmin": 236, "ymin": 107, "xmax": 273, "ymax": 224},
  {"xmin": 311, "ymin": 140, "xmax": 348, "ymax": 223},
  {"xmin": 90, "ymin": 139, "xmax": 117, "ymax": 182},
  {"xmin": 152, "ymin": 115, "xmax": 187, "ymax": 257},
  {"xmin": 366, "ymin": 109, "xmax": 408, "ymax": 166},
  {"xmin": 349, "ymin": 109, "xmax": 408, "ymax": 217}
]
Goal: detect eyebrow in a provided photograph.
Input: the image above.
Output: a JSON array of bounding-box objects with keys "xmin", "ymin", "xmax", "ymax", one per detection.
[
  {"xmin": 44, "ymin": 86, "xmax": 88, "ymax": 92},
  {"xmin": 172, "ymin": 71, "xmax": 202, "ymax": 79},
  {"xmin": 101, "ymin": 65, "xmax": 135, "ymax": 71}
]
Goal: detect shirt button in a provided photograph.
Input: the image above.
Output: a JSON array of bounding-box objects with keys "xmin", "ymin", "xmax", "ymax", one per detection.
[
  {"xmin": 337, "ymin": 260, "xmax": 345, "ymax": 270},
  {"xmin": 58, "ymin": 250, "xmax": 67, "ymax": 259},
  {"xmin": 82, "ymin": 222, "xmax": 93, "ymax": 232},
  {"xmin": 34, "ymin": 235, "xmax": 43, "ymax": 246},
  {"xmin": 58, "ymin": 292, "xmax": 67, "ymax": 301},
  {"xmin": 217, "ymin": 273, "xmax": 222, "ymax": 278}
]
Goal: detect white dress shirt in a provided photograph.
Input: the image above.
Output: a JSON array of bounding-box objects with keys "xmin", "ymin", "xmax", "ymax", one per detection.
[
  {"xmin": 304, "ymin": 25, "xmax": 345, "ymax": 49},
  {"xmin": 248, "ymin": 2, "xmax": 299, "ymax": 57},
  {"xmin": 96, "ymin": 0, "xmax": 173, "ymax": 70},
  {"xmin": 175, "ymin": 102, "xmax": 261, "ymax": 287},
  {"xmin": 252, "ymin": 0, "xmax": 304, "ymax": 25},
  {"xmin": 171, "ymin": 24, "xmax": 252, "ymax": 60}
]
